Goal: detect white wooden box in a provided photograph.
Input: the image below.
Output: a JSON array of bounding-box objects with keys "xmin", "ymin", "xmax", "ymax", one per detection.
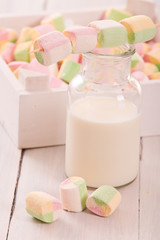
[{"xmin": 0, "ymin": 9, "xmax": 160, "ymax": 149}]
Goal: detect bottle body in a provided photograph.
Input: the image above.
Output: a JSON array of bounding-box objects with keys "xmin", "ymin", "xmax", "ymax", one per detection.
[{"xmin": 65, "ymin": 45, "xmax": 141, "ymax": 187}]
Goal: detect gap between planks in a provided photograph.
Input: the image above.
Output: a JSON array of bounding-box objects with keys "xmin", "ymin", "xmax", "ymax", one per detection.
[{"xmin": 6, "ymin": 149, "xmax": 24, "ymax": 240}]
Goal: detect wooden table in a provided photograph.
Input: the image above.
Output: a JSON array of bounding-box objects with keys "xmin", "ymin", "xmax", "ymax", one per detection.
[{"xmin": 0, "ymin": 125, "xmax": 159, "ymax": 240}]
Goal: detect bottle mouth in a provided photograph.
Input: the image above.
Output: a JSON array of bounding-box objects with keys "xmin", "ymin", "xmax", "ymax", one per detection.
[{"xmin": 85, "ymin": 44, "xmax": 135, "ymax": 59}]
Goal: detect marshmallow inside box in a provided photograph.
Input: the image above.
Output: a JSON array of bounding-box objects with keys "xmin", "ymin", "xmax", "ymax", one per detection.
[{"xmin": 0, "ymin": 8, "xmax": 160, "ymax": 149}]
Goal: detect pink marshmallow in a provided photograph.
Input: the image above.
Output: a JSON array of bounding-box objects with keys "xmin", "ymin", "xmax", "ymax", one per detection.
[
  {"xmin": 29, "ymin": 58, "xmax": 50, "ymax": 75},
  {"xmin": 132, "ymin": 71, "xmax": 149, "ymax": 82},
  {"xmin": 1, "ymin": 42, "xmax": 16, "ymax": 63},
  {"xmin": 50, "ymin": 76, "xmax": 66, "ymax": 88},
  {"xmin": 33, "ymin": 31, "xmax": 72, "ymax": 65},
  {"xmin": 63, "ymin": 26, "xmax": 97, "ymax": 53},
  {"xmin": 34, "ymin": 24, "xmax": 54, "ymax": 36},
  {"xmin": 0, "ymin": 29, "xmax": 8, "ymax": 41},
  {"xmin": 38, "ymin": 31, "xmax": 70, "ymax": 50},
  {"xmin": 8, "ymin": 61, "xmax": 28, "ymax": 70}
]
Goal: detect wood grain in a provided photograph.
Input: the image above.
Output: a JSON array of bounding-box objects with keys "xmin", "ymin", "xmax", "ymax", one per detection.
[
  {"xmin": 0, "ymin": 126, "xmax": 21, "ymax": 240},
  {"xmin": 8, "ymin": 145, "xmax": 139, "ymax": 240},
  {"xmin": 140, "ymin": 136, "xmax": 160, "ymax": 240}
]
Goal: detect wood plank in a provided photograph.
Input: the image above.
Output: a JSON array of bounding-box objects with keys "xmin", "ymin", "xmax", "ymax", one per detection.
[
  {"xmin": 0, "ymin": 0, "xmax": 46, "ymax": 13},
  {"xmin": 140, "ymin": 136, "xmax": 160, "ymax": 240},
  {"xmin": 0, "ymin": 125, "xmax": 21, "ymax": 240},
  {"xmin": 8, "ymin": 145, "xmax": 139, "ymax": 240}
]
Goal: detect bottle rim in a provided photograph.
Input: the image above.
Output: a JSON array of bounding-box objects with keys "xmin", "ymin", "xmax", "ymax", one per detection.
[{"xmin": 84, "ymin": 44, "xmax": 135, "ymax": 59}]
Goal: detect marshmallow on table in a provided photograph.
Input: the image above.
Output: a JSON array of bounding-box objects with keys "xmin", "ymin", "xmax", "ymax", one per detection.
[
  {"xmin": 0, "ymin": 28, "xmax": 18, "ymax": 43},
  {"xmin": 58, "ymin": 59, "xmax": 81, "ymax": 83},
  {"xmin": 26, "ymin": 191, "xmax": 62, "ymax": 223},
  {"xmin": 60, "ymin": 176, "xmax": 88, "ymax": 212},
  {"xmin": 131, "ymin": 52, "xmax": 144, "ymax": 72},
  {"xmin": 63, "ymin": 26, "xmax": 97, "ymax": 53},
  {"xmin": 103, "ymin": 8, "xmax": 132, "ymax": 22},
  {"xmin": 14, "ymin": 41, "xmax": 32, "ymax": 62},
  {"xmin": 86, "ymin": 185, "xmax": 121, "ymax": 217},
  {"xmin": 33, "ymin": 31, "xmax": 72, "ymax": 66},
  {"xmin": 120, "ymin": 15, "xmax": 156, "ymax": 44},
  {"xmin": 41, "ymin": 14, "xmax": 65, "ymax": 32},
  {"xmin": 88, "ymin": 20, "xmax": 127, "ymax": 47},
  {"xmin": 0, "ymin": 42, "xmax": 16, "ymax": 64},
  {"xmin": 143, "ymin": 48, "xmax": 160, "ymax": 70},
  {"xmin": 143, "ymin": 62, "xmax": 159, "ymax": 76}
]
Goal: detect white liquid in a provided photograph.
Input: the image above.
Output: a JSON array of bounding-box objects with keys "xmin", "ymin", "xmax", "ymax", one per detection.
[{"xmin": 65, "ymin": 96, "xmax": 140, "ymax": 187}]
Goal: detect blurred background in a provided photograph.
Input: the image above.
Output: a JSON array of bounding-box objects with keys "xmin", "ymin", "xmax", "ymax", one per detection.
[{"xmin": 0, "ymin": 0, "xmax": 159, "ymax": 14}]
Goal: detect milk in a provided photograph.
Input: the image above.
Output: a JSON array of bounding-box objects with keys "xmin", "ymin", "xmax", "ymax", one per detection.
[{"xmin": 65, "ymin": 96, "xmax": 141, "ymax": 187}]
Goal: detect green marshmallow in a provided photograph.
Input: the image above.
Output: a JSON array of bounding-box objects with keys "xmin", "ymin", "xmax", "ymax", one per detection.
[
  {"xmin": 26, "ymin": 209, "xmax": 53, "ymax": 223},
  {"xmin": 52, "ymin": 15, "xmax": 65, "ymax": 32},
  {"xmin": 92, "ymin": 185, "xmax": 117, "ymax": 206},
  {"xmin": 14, "ymin": 48, "xmax": 30, "ymax": 62},
  {"xmin": 98, "ymin": 26, "xmax": 127, "ymax": 47},
  {"xmin": 59, "ymin": 60, "xmax": 81, "ymax": 83},
  {"xmin": 107, "ymin": 8, "xmax": 132, "ymax": 22},
  {"xmin": 73, "ymin": 179, "xmax": 88, "ymax": 210}
]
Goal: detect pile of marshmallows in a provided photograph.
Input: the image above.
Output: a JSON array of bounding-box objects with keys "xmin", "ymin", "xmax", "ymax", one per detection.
[
  {"xmin": 26, "ymin": 176, "xmax": 121, "ymax": 223},
  {"xmin": 0, "ymin": 9, "xmax": 160, "ymax": 88}
]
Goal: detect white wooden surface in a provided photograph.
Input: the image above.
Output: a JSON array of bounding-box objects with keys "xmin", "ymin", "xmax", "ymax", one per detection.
[
  {"xmin": 0, "ymin": 127, "xmax": 21, "ymax": 240},
  {"xmin": 0, "ymin": 123, "xmax": 159, "ymax": 240}
]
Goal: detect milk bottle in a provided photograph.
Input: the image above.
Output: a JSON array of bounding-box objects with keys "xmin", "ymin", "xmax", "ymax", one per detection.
[{"xmin": 65, "ymin": 45, "xmax": 141, "ymax": 187}]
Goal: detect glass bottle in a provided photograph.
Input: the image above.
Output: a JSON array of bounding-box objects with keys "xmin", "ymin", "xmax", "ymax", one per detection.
[{"xmin": 65, "ymin": 44, "xmax": 141, "ymax": 188}]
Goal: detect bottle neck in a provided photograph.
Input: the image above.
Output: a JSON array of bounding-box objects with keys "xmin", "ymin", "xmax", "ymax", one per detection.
[{"xmin": 82, "ymin": 46, "xmax": 135, "ymax": 85}]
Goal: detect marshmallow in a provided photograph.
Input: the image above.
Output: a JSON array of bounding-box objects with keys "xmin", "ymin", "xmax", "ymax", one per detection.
[
  {"xmin": 65, "ymin": 53, "xmax": 82, "ymax": 64},
  {"xmin": 60, "ymin": 176, "xmax": 88, "ymax": 212},
  {"xmin": 143, "ymin": 62, "xmax": 159, "ymax": 76},
  {"xmin": 26, "ymin": 191, "xmax": 62, "ymax": 223},
  {"xmin": 18, "ymin": 27, "xmax": 33, "ymax": 43},
  {"xmin": 148, "ymin": 72, "xmax": 160, "ymax": 80},
  {"xmin": 131, "ymin": 52, "xmax": 144, "ymax": 72},
  {"xmin": 135, "ymin": 42, "xmax": 151, "ymax": 57},
  {"xmin": 86, "ymin": 185, "xmax": 121, "ymax": 217},
  {"xmin": 63, "ymin": 26, "xmax": 97, "ymax": 53},
  {"xmin": 8, "ymin": 61, "xmax": 28, "ymax": 71},
  {"xmin": 88, "ymin": 20, "xmax": 127, "ymax": 47},
  {"xmin": 104, "ymin": 8, "xmax": 132, "ymax": 22},
  {"xmin": 18, "ymin": 25, "xmax": 54, "ymax": 44},
  {"xmin": 0, "ymin": 42, "xmax": 16, "ymax": 63},
  {"xmin": 120, "ymin": 15, "xmax": 156, "ymax": 44},
  {"xmin": 13, "ymin": 58, "xmax": 57, "ymax": 81},
  {"xmin": 131, "ymin": 71, "xmax": 149, "ymax": 82},
  {"xmin": 33, "ymin": 31, "xmax": 72, "ymax": 66},
  {"xmin": 14, "ymin": 41, "xmax": 32, "ymax": 62},
  {"xmin": 152, "ymin": 43, "xmax": 160, "ymax": 49},
  {"xmin": 41, "ymin": 14, "xmax": 65, "ymax": 32},
  {"xmin": 144, "ymin": 48, "xmax": 160, "ymax": 70},
  {"xmin": 19, "ymin": 68, "xmax": 49, "ymax": 91},
  {"xmin": 58, "ymin": 59, "xmax": 81, "ymax": 83},
  {"xmin": 50, "ymin": 76, "xmax": 67, "ymax": 88},
  {"xmin": 0, "ymin": 28, "xmax": 18, "ymax": 43}
]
